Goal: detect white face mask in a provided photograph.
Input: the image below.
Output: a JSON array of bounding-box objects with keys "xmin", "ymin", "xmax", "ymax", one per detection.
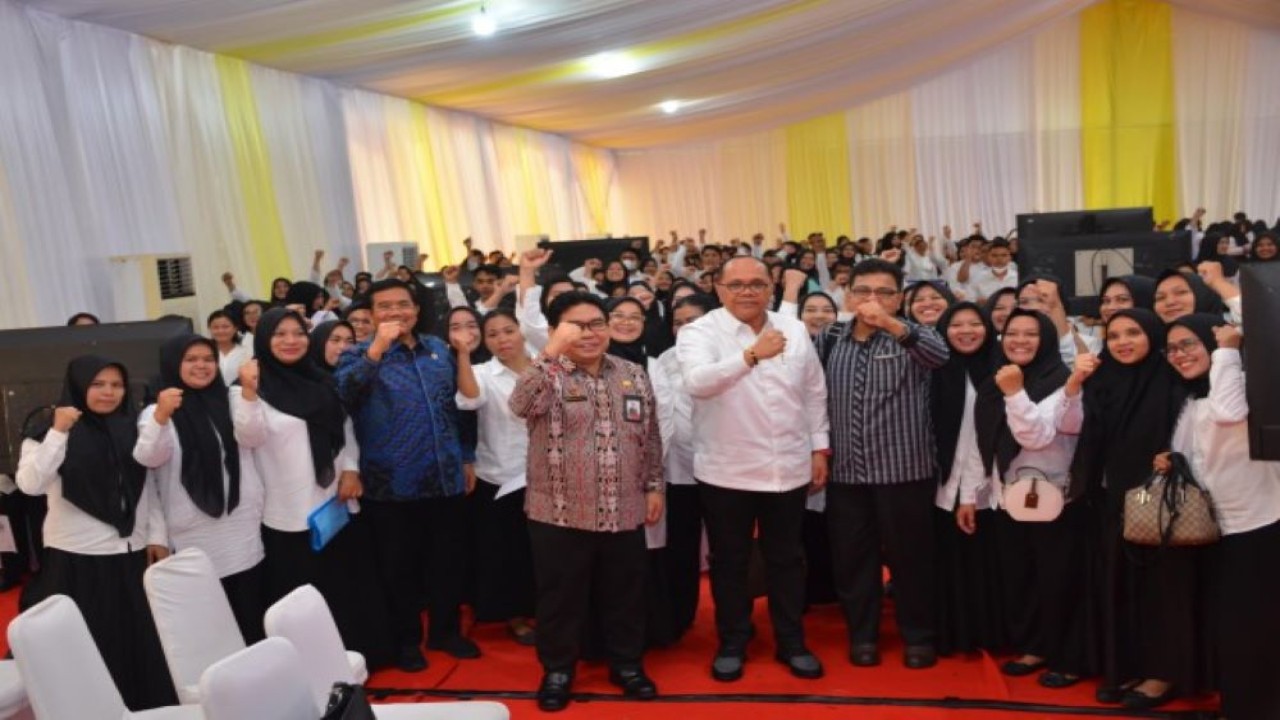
[{"xmin": 623, "ymin": 259, "xmax": 637, "ymax": 271}]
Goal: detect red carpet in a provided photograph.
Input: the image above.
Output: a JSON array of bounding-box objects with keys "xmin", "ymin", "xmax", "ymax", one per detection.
[{"xmin": 0, "ymin": 577, "xmax": 1217, "ymax": 719}]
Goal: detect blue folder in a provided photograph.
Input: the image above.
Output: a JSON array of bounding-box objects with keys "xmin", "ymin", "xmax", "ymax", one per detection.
[{"xmin": 307, "ymin": 497, "xmax": 350, "ymax": 552}]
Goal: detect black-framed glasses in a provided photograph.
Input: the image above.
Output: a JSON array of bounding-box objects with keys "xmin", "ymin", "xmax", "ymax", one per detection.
[
  {"xmin": 849, "ymin": 287, "xmax": 899, "ymax": 299},
  {"xmin": 716, "ymin": 281, "xmax": 771, "ymax": 295},
  {"xmin": 1165, "ymin": 338, "xmax": 1202, "ymax": 358},
  {"xmin": 566, "ymin": 319, "xmax": 609, "ymax": 332}
]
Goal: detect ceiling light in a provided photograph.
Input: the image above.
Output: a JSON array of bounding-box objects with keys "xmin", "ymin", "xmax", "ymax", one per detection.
[
  {"xmin": 472, "ymin": 6, "xmax": 496, "ymax": 37},
  {"xmin": 588, "ymin": 51, "xmax": 638, "ymax": 79},
  {"xmin": 659, "ymin": 100, "xmax": 682, "ymax": 114}
]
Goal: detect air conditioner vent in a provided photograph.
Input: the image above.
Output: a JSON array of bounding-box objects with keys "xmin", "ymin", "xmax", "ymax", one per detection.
[{"xmin": 156, "ymin": 257, "xmax": 195, "ymax": 300}]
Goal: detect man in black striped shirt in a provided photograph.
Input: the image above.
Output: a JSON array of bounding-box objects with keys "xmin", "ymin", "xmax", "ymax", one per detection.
[{"xmin": 816, "ymin": 258, "xmax": 949, "ymax": 670}]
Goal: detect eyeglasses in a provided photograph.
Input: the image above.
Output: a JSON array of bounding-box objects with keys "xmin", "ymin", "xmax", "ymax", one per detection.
[
  {"xmin": 565, "ymin": 319, "xmax": 609, "ymax": 332},
  {"xmin": 609, "ymin": 312, "xmax": 645, "ymax": 324},
  {"xmin": 1165, "ymin": 338, "xmax": 1202, "ymax": 358},
  {"xmin": 848, "ymin": 287, "xmax": 899, "ymax": 299},
  {"xmin": 717, "ymin": 281, "xmax": 771, "ymax": 295}
]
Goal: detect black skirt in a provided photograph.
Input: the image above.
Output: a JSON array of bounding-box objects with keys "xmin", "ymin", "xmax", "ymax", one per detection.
[
  {"xmin": 934, "ymin": 507, "xmax": 1007, "ymax": 655},
  {"xmin": 663, "ymin": 483, "xmax": 703, "ymax": 638},
  {"xmin": 261, "ymin": 521, "xmax": 396, "ymax": 671},
  {"xmin": 1215, "ymin": 520, "xmax": 1280, "ymax": 720},
  {"xmin": 19, "ymin": 547, "xmax": 178, "ymax": 711},
  {"xmin": 468, "ymin": 481, "xmax": 535, "ymax": 622}
]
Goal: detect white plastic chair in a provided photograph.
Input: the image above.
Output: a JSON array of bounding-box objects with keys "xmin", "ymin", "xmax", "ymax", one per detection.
[
  {"xmin": 262, "ymin": 584, "xmax": 366, "ymax": 707},
  {"xmin": 7, "ymin": 594, "xmax": 202, "ymax": 719},
  {"xmin": 263, "ymin": 586, "xmax": 510, "ymax": 720},
  {"xmin": 0, "ymin": 661, "xmax": 32, "ymax": 719},
  {"xmin": 198, "ymin": 638, "xmax": 315, "ymax": 720},
  {"xmin": 143, "ymin": 548, "xmax": 244, "ymax": 703}
]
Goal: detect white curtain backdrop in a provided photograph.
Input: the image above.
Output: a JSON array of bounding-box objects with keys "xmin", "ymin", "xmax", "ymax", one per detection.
[{"xmin": 1238, "ymin": 21, "xmax": 1280, "ymax": 223}]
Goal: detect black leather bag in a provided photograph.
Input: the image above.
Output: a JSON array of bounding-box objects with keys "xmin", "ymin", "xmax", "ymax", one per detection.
[{"xmin": 320, "ymin": 683, "xmax": 376, "ymax": 720}]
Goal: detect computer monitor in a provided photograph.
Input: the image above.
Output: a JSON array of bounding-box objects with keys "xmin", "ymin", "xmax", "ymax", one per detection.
[{"xmin": 1241, "ymin": 263, "xmax": 1280, "ymax": 461}]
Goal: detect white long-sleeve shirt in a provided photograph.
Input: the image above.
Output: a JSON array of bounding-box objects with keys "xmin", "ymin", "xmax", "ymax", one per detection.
[
  {"xmin": 904, "ymin": 248, "xmax": 943, "ymax": 282},
  {"xmin": 133, "ymin": 406, "xmax": 266, "ymax": 577},
  {"xmin": 218, "ymin": 343, "xmax": 253, "ymax": 387},
  {"xmin": 231, "ymin": 389, "xmax": 359, "ymax": 533},
  {"xmin": 455, "ymin": 359, "xmax": 529, "ymax": 497},
  {"xmin": 936, "ymin": 378, "xmax": 1000, "ymax": 511},
  {"xmin": 518, "ymin": 285, "xmax": 550, "ymax": 353},
  {"xmin": 1170, "ymin": 348, "xmax": 1280, "ymax": 535},
  {"xmin": 999, "ymin": 387, "xmax": 1080, "ymax": 505},
  {"xmin": 651, "ymin": 347, "xmax": 695, "ymax": 486},
  {"xmin": 16, "ymin": 432, "xmax": 165, "ymax": 555},
  {"xmin": 676, "ymin": 309, "xmax": 829, "ymax": 492}
]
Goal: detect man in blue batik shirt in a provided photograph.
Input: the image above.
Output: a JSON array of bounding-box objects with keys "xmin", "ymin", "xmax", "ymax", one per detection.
[{"xmin": 335, "ymin": 279, "xmax": 478, "ymax": 672}]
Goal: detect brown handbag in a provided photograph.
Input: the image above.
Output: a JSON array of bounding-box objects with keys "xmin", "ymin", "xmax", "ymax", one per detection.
[{"xmin": 1123, "ymin": 452, "xmax": 1220, "ymax": 547}]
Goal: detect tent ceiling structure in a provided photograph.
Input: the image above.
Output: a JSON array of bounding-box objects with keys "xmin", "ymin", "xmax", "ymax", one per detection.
[{"xmin": 17, "ymin": 0, "xmax": 1280, "ymax": 148}]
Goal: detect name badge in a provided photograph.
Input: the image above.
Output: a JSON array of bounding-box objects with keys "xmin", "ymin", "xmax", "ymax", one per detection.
[
  {"xmin": 563, "ymin": 379, "xmax": 587, "ymax": 402},
  {"xmin": 623, "ymin": 394, "xmax": 644, "ymax": 423}
]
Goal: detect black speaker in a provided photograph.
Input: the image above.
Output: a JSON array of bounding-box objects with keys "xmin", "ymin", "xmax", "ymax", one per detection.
[{"xmin": 1241, "ymin": 262, "xmax": 1280, "ymax": 461}]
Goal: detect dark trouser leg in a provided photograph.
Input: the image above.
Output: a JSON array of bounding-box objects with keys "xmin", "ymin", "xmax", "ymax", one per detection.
[
  {"xmin": 362, "ymin": 499, "xmax": 428, "ymax": 649},
  {"xmin": 1216, "ymin": 520, "xmax": 1280, "ymax": 720},
  {"xmin": 424, "ymin": 494, "xmax": 467, "ymax": 642},
  {"xmin": 664, "ymin": 484, "xmax": 703, "ymax": 637},
  {"xmin": 994, "ymin": 512, "xmax": 1037, "ymax": 653},
  {"xmin": 755, "ymin": 485, "xmax": 809, "ymax": 654},
  {"xmin": 220, "ymin": 561, "xmax": 266, "ymax": 644},
  {"xmin": 826, "ymin": 484, "xmax": 883, "ymax": 645},
  {"xmin": 260, "ymin": 525, "xmax": 320, "ymax": 609},
  {"xmin": 529, "ymin": 520, "xmax": 594, "ymax": 673},
  {"xmin": 594, "ymin": 527, "xmax": 648, "ymax": 669},
  {"xmin": 876, "ymin": 479, "xmax": 937, "ymax": 646},
  {"xmin": 698, "ymin": 481, "xmax": 758, "ymax": 655}
]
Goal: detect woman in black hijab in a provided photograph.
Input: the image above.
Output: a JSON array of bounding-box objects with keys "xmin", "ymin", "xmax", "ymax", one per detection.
[
  {"xmin": 931, "ymin": 302, "xmax": 1004, "ymax": 655},
  {"xmin": 16, "ymin": 356, "xmax": 177, "ymax": 710},
  {"xmin": 984, "ymin": 287, "xmax": 1018, "ymax": 335},
  {"xmin": 1097, "ymin": 276, "xmax": 1156, "ymax": 324},
  {"xmin": 282, "ymin": 281, "xmax": 330, "ymax": 321},
  {"xmin": 976, "ymin": 309, "xmax": 1095, "ymax": 689},
  {"xmin": 1153, "ymin": 270, "xmax": 1226, "ymax": 324},
  {"xmin": 233, "ymin": 309, "xmax": 352, "ymax": 607},
  {"xmin": 134, "ymin": 335, "xmax": 267, "ymax": 642},
  {"xmin": 1063, "ymin": 310, "xmax": 1210, "ymax": 708},
  {"xmin": 308, "ymin": 320, "xmax": 356, "ymax": 372},
  {"xmin": 904, "ymin": 280, "xmax": 956, "ymax": 327},
  {"xmin": 605, "ymin": 297, "xmax": 650, "ymax": 367},
  {"xmin": 1193, "ymin": 232, "xmax": 1239, "ymax": 277},
  {"xmin": 626, "ymin": 281, "xmax": 673, "ymax": 357}
]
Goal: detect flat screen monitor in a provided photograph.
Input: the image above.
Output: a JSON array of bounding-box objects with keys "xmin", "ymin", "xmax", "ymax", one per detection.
[
  {"xmin": 1016, "ymin": 231, "xmax": 1190, "ymax": 312},
  {"xmin": 0, "ymin": 318, "xmax": 192, "ymax": 475},
  {"xmin": 1241, "ymin": 263, "xmax": 1280, "ymax": 461}
]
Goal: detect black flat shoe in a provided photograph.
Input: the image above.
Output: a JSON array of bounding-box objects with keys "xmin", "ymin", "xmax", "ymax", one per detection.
[
  {"xmin": 396, "ymin": 646, "xmax": 427, "ymax": 673},
  {"xmin": 536, "ymin": 671, "xmax": 574, "ymax": 712},
  {"xmin": 849, "ymin": 643, "xmax": 880, "ymax": 667},
  {"xmin": 1121, "ymin": 686, "xmax": 1177, "ymax": 710},
  {"xmin": 427, "ymin": 635, "xmax": 481, "ymax": 659},
  {"xmin": 1096, "ymin": 679, "xmax": 1141, "ymax": 704},
  {"xmin": 1000, "ymin": 658, "xmax": 1046, "ymax": 677},
  {"xmin": 608, "ymin": 667, "xmax": 658, "ymax": 700},
  {"xmin": 1038, "ymin": 670, "xmax": 1081, "ymax": 689},
  {"xmin": 903, "ymin": 645, "xmax": 937, "ymax": 670},
  {"xmin": 775, "ymin": 650, "xmax": 824, "ymax": 679}
]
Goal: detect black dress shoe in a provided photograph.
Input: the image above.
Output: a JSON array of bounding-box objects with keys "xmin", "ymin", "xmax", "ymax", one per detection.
[
  {"xmin": 711, "ymin": 653, "xmax": 745, "ymax": 682},
  {"xmin": 903, "ymin": 645, "xmax": 937, "ymax": 670},
  {"xmin": 396, "ymin": 645, "xmax": 428, "ymax": 673},
  {"xmin": 849, "ymin": 643, "xmax": 880, "ymax": 667},
  {"xmin": 537, "ymin": 672, "xmax": 574, "ymax": 712},
  {"xmin": 1000, "ymin": 658, "xmax": 1046, "ymax": 677},
  {"xmin": 776, "ymin": 650, "xmax": 824, "ymax": 679},
  {"xmin": 1096, "ymin": 680, "xmax": 1140, "ymax": 704},
  {"xmin": 1121, "ymin": 686, "xmax": 1177, "ymax": 710},
  {"xmin": 608, "ymin": 667, "xmax": 658, "ymax": 700}
]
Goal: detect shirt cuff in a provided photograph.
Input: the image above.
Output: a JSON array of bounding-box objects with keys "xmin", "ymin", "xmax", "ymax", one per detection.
[
  {"xmin": 1004, "ymin": 389, "xmax": 1034, "ymax": 413},
  {"xmin": 810, "ymin": 432, "xmax": 830, "ymax": 452}
]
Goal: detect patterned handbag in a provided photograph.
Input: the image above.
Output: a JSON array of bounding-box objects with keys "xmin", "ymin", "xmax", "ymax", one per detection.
[{"xmin": 1123, "ymin": 452, "xmax": 1220, "ymax": 547}]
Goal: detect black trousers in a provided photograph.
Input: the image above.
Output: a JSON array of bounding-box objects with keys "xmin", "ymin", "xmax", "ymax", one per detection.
[
  {"xmin": 663, "ymin": 484, "xmax": 703, "ymax": 638},
  {"xmin": 528, "ymin": 520, "xmax": 647, "ymax": 673},
  {"xmin": 220, "ymin": 561, "xmax": 266, "ymax": 644},
  {"xmin": 826, "ymin": 480, "xmax": 936, "ymax": 647},
  {"xmin": 698, "ymin": 481, "xmax": 808, "ymax": 656},
  {"xmin": 1215, "ymin": 520, "xmax": 1280, "ymax": 720},
  {"xmin": 362, "ymin": 495, "xmax": 467, "ymax": 648},
  {"xmin": 996, "ymin": 501, "xmax": 1094, "ymax": 676}
]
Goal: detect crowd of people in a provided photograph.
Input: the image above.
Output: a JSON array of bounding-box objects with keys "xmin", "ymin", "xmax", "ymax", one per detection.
[{"xmin": 8, "ymin": 210, "xmax": 1279, "ymax": 718}]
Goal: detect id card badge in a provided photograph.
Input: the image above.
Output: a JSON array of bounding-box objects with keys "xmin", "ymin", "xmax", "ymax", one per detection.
[
  {"xmin": 563, "ymin": 378, "xmax": 587, "ymax": 402},
  {"xmin": 623, "ymin": 394, "xmax": 644, "ymax": 423}
]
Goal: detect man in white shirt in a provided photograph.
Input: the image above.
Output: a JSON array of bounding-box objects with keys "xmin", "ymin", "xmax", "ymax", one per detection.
[
  {"xmin": 677, "ymin": 256, "xmax": 830, "ymax": 683},
  {"xmin": 970, "ymin": 238, "xmax": 1019, "ymax": 304}
]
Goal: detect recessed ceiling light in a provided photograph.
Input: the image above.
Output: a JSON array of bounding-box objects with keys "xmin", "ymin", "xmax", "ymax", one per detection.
[
  {"xmin": 588, "ymin": 51, "xmax": 638, "ymax": 79},
  {"xmin": 472, "ymin": 6, "xmax": 496, "ymax": 37},
  {"xmin": 659, "ymin": 100, "xmax": 682, "ymax": 114}
]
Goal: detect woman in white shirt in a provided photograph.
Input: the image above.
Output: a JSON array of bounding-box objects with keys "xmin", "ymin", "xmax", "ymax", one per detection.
[
  {"xmin": 1162, "ymin": 315, "xmax": 1280, "ymax": 720},
  {"xmin": 651, "ymin": 294, "xmax": 716, "ymax": 639},
  {"xmin": 134, "ymin": 335, "xmax": 267, "ymax": 642},
  {"xmin": 231, "ymin": 309, "xmax": 361, "ymax": 609},
  {"xmin": 208, "ymin": 309, "xmax": 252, "ymax": 386},
  {"xmin": 931, "ymin": 302, "xmax": 1004, "ymax": 656},
  {"xmin": 17, "ymin": 356, "xmax": 176, "ymax": 709},
  {"xmin": 454, "ymin": 309, "xmax": 536, "ymax": 645},
  {"xmin": 975, "ymin": 309, "xmax": 1091, "ymax": 690}
]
